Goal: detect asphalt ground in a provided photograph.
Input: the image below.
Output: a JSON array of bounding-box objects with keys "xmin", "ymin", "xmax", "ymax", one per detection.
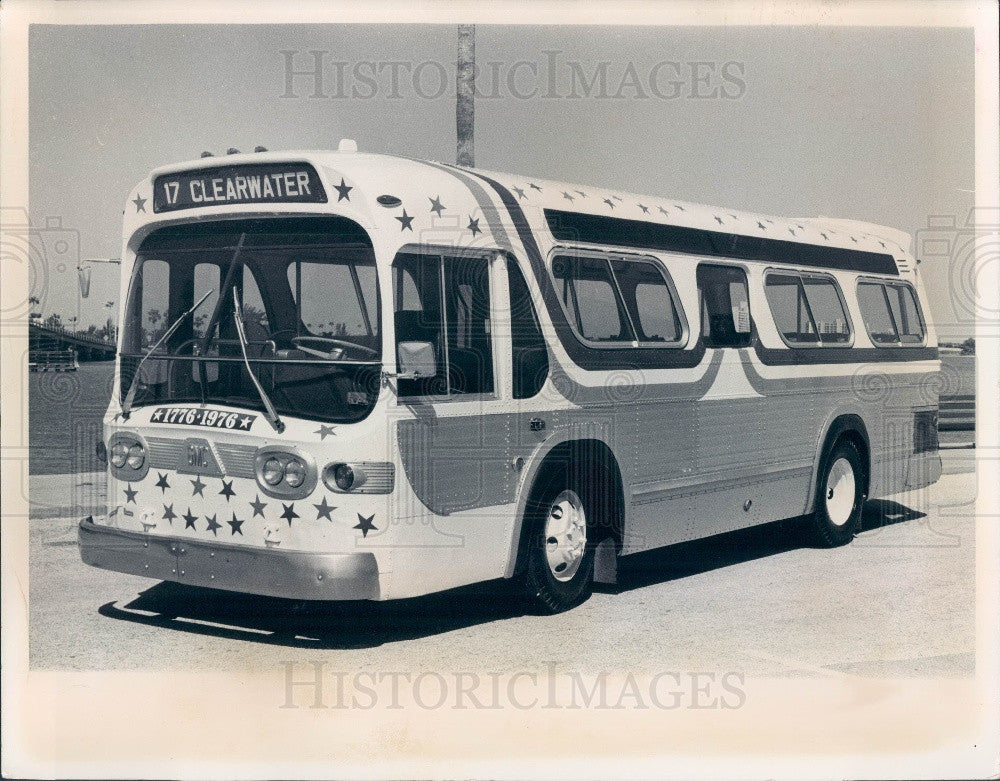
[{"xmin": 27, "ymin": 450, "xmax": 976, "ymax": 677}]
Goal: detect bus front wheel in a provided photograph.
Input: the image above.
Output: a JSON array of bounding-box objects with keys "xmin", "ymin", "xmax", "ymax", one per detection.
[
  {"xmin": 521, "ymin": 467, "xmax": 596, "ymax": 613},
  {"xmin": 809, "ymin": 438, "xmax": 866, "ymax": 547}
]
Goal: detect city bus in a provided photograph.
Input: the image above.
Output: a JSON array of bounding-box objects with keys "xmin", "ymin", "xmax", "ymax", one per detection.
[{"xmin": 79, "ymin": 142, "xmax": 942, "ymax": 613}]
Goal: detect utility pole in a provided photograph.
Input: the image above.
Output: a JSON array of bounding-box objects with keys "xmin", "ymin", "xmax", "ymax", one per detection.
[{"xmin": 456, "ymin": 24, "xmax": 475, "ymax": 167}]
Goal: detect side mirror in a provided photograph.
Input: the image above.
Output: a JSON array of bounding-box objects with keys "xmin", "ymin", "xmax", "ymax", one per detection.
[{"xmin": 396, "ymin": 341, "xmax": 436, "ymax": 379}]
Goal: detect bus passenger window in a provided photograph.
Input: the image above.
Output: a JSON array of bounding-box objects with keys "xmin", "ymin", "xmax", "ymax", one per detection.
[
  {"xmin": 886, "ymin": 283, "xmax": 925, "ymax": 344},
  {"xmin": 697, "ymin": 264, "xmax": 752, "ymax": 348},
  {"xmin": 856, "ymin": 280, "xmax": 923, "ymax": 345},
  {"xmin": 507, "ymin": 259, "xmax": 548, "ymax": 399},
  {"xmin": 552, "ymin": 255, "xmax": 634, "ymax": 344},
  {"xmin": 764, "ymin": 273, "xmax": 819, "ymax": 344},
  {"xmin": 610, "ymin": 258, "xmax": 684, "ymax": 344},
  {"xmin": 801, "ymin": 276, "xmax": 851, "ymax": 343}
]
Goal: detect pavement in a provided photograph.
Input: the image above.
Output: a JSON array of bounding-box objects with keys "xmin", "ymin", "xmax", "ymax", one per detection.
[{"xmin": 27, "ymin": 450, "xmax": 977, "ymax": 676}]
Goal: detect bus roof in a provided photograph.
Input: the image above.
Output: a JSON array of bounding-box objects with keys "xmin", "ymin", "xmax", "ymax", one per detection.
[{"xmin": 125, "ymin": 148, "xmax": 915, "ymax": 274}]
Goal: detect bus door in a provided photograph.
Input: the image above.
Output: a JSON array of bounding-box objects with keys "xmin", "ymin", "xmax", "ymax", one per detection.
[
  {"xmin": 391, "ymin": 248, "xmax": 515, "ymax": 516},
  {"xmin": 694, "ymin": 264, "xmax": 767, "ymax": 526}
]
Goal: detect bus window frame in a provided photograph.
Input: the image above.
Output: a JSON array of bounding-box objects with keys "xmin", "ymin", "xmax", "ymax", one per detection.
[
  {"xmin": 855, "ymin": 276, "xmax": 927, "ymax": 348},
  {"xmin": 391, "ymin": 243, "xmax": 502, "ymax": 405},
  {"xmin": 763, "ymin": 268, "xmax": 855, "ymax": 349},
  {"xmin": 546, "ymin": 245, "xmax": 690, "ymax": 351}
]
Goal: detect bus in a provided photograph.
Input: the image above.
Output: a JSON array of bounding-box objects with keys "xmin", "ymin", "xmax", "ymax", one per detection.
[{"xmin": 79, "ymin": 142, "xmax": 942, "ymax": 613}]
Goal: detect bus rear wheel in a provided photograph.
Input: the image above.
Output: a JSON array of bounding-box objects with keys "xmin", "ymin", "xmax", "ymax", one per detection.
[
  {"xmin": 809, "ymin": 438, "xmax": 865, "ymax": 547},
  {"xmin": 521, "ymin": 468, "xmax": 595, "ymax": 614}
]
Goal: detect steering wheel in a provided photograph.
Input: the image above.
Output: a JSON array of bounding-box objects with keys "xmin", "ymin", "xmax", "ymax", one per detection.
[{"xmin": 290, "ymin": 335, "xmax": 378, "ymax": 359}]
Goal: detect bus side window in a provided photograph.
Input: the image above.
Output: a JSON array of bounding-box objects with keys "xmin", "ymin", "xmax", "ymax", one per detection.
[
  {"xmin": 507, "ymin": 258, "xmax": 548, "ymax": 399},
  {"xmin": 697, "ymin": 264, "xmax": 752, "ymax": 348}
]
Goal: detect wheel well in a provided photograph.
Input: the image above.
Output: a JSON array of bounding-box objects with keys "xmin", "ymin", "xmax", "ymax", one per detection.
[
  {"xmin": 512, "ymin": 439, "xmax": 625, "ymax": 577},
  {"xmin": 819, "ymin": 415, "xmax": 871, "ymax": 496}
]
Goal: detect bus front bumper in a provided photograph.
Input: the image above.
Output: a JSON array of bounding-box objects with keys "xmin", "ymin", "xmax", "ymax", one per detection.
[{"xmin": 78, "ymin": 517, "xmax": 380, "ymax": 601}]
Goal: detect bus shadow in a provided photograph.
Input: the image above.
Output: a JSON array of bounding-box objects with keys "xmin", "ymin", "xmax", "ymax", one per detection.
[
  {"xmin": 610, "ymin": 498, "xmax": 926, "ymax": 593},
  {"xmin": 98, "ymin": 578, "xmax": 527, "ymax": 650},
  {"xmin": 97, "ymin": 498, "xmax": 926, "ymax": 647}
]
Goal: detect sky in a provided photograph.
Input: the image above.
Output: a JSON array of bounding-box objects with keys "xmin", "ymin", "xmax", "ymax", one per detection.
[{"xmin": 28, "ymin": 23, "xmax": 974, "ymax": 337}]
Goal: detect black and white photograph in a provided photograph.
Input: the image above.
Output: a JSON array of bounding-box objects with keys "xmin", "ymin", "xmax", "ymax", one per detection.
[{"xmin": 2, "ymin": 1, "xmax": 998, "ymax": 778}]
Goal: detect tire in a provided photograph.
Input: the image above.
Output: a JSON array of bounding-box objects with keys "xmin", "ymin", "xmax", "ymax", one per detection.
[
  {"xmin": 521, "ymin": 465, "xmax": 596, "ymax": 613},
  {"xmin": 809, "ymin": 438, "xmax": 866, "ymax": 547}
]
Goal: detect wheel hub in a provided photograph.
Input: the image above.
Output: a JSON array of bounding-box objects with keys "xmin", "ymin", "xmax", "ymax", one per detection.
[
  {"xmin": 825, "ymin": 457, "xmax": 857, "ymax": 526},
  {"xmin": 544, "ymin": 489, "xmax": 587, "ymax": 582}
]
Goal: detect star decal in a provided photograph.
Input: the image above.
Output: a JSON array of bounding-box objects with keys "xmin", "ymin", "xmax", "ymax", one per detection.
[
  {"xmin": 183, "ymin": 508, "xmax": 198, "ymax": 530},
  {"xmin": 228, "ymin": 513, "xmax": 244, "ymax": 536},
  {"xmin": 603, "ymin": 198, "xmax": 615, "ymax": 209},
  {"xmin": 237, "ymin": 414, "xmax": 254, "ymax": 431},
  {"xmin": 313, "ymin": 496, "xmax": 336, "ymax": 521},
  {"xmin": 354, "ymin": 512, "xmax": 377, "ymax": 538},
  {"xmin": 315, "ymin": 424, "xmax": 336, "ymax": 440},
  {"xmin": 788, "ymin": 228, "xmax": 796, "ymax": 236},
  {"xmin": 249, "ymin": 494, "xmax": 267, "ymax": 518},
  {"xmin": 190, "ymin": 475, "xmax": 206, "ymax": 497},
  {"xmin": 613, "ymin": 195, "xmax": 623, "ymax": 201},
  {"xmin": 820, "ymin": 232, "xmax": 829, "ymax": 240},
  {"xmin": 658, "ymin": 206, "xmax": 669, "ymax": 216},
  {"xmin": 562, "ymin": 191, "xmax": 575, "ymax": 202},
  {"xmin": 155, "ymin": 472, "xmax": 170, "ymax": 493},
  {"xmin": 429, "ymin": 195, "xmax": 445, "ymax": 216},
  {"xmin": 512, "ymin": 186, "xmax": 527, "ymax": 200},
  {"xmin": 204, "ymin": 513, "xmax": 222, "ymax": 536},
  {"xmin": 150, "ymin": 409, "xmax": 164, "ymax": 422},
  {"xmin": 851, "ymin": 236, "xmax": 859, "ymax": 243},
  {"xmin": 396, "ymin": 209, "xmax": 414, "ymax": 231},
  {"xmin": 219, "ymin": 479, "xmax": 236, "ymax": 502},
  {"xmin": 528, "ymin": 183, "xmax": 542, "ymax": 191},
  {"xmin": 879, "ymin": 240, "xmax": 886, "ymax": 248},
  {"xmin": 638, "ymin": 204, "xmax": 649, "ymax": 213},
  {"xmin": 575, "ymin": 190, "xmax": 587, "ymax": 198},
  {"xmin": 467, "ymin": 217, "xmax": 482, "ymax": 236},
  {"xmin": 132, "ymin": 194, "xmax": 147, "ymax": 212},
  {"xmin": 714, "ymin": 215, "xmax": 724, "ymax": 225},
  {"xmin": 675, "ymin": 204, "xmax": 685, "ymax": 211},
  {"xmin": 123, "ymin": 484, "xmax": 138, "ymax": 504},
  {"xmin": 162, "ymin": 503, "xmax": 177, "ymax": 524},
  {"xmin": 757, "ymin": 221, "xmax": 767, "ymax": 230},
  {"xmin": 334, "ymin": 177, "xmax": 352, "ymax": 202},
  {"xmin": 280, "ymin": 503, "xmax": 299, "ymax": 525}
]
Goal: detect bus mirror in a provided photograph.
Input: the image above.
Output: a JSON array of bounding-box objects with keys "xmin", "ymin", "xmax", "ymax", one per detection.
[{"xmin": 397, "ymin": 342, "xmax": 436, "ymax": 379}]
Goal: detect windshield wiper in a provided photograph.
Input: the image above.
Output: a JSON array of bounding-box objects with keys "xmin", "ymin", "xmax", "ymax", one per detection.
[
  {"xmin": 120, "ymin": 290, "xmax": 214, "ymax": 420},
  {"xmin": 232, "ymin": 287, "xmax": 285, "ymax": 433}
]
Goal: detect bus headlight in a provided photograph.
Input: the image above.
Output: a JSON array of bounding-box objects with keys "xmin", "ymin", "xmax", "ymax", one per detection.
[
  {"xmin": 110, "ymin": 442, "xmax": 129, "ymax": 468},
  {"xmin": 126, "ymin": 443, "xmax": 145, "ymax": 470},
  {"xmin": 284, "ymin": 459, "xmax": 306, "ymax": 488},
  {"xmin": 332, "ymin": 464, "xmax": 358, "ymax": 491},
  {"xmin": 322, "ymin": 462, "xmax": 393, "ymax": 494},
  {"xmin": 254, "ymin": 448, "xmax": 317, "ymax": 499},
  {"xmin": 107, "ymin": 432, "xmax": 150, "ymax": 480},
  {"xmin": 261, "ymin": 457, "xmax": 284, "ymax": 486}
]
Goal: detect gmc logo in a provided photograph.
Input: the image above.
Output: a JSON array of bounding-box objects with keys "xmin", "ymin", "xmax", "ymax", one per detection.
[{"xmin": 187, "ymin": 444, "xmax": 210, "ymax": 469}]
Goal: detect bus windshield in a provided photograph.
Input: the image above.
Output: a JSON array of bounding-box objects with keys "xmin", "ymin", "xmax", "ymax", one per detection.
[{"xmin": 120, "ymin": 216, "xmax": 382, "ymax": 423}]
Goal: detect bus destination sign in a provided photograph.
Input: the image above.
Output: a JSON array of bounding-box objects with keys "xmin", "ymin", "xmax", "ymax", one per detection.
[{"xmin": 152, "ymin": 163, "xmax": 328, "ymax": 213}]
